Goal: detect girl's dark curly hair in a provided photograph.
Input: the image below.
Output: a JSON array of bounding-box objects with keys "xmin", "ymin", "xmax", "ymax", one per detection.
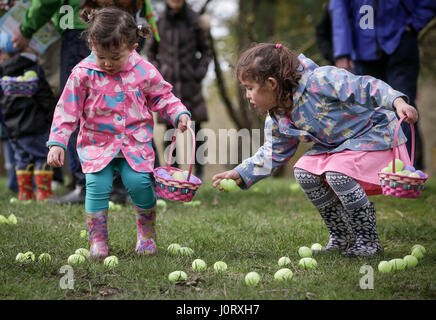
[
  {"xmin": 236, "ymin": 43, "xmax": 302, "ymax": 118},
  {"xmin": 80, "ymin": 7, "xmax": 151, "ymax": 50}
]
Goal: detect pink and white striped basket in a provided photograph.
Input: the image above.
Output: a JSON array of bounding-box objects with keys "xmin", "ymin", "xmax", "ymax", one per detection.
[
  {"xmin": 153, "ymin": 125, "xmax": 202, "ymax": 202},
  {"xmin": 378, "ymin": 116, "xmax": 428, "ymax": 198}
]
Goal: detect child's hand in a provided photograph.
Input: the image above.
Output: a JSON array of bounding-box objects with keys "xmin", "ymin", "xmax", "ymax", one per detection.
[
  {"xmin": 177, "ymin": 114, "xmax": 191, "ymax": 132},
  {"xmin": 393, "ymin": 97, "xmax": 418, "ymax": 124},
  {"xmin": 11, "ymin": 26, "xmax": 30, "ymax": 51},
  {"xmin": 212, "ymin": 170, "xmax": 242, "ymax": 190},
  {"xmin": 47, "ymin": 146, "xmax": 65, "ymax": 168}
]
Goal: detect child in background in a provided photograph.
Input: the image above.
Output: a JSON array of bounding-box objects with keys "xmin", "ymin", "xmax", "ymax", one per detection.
[
  {"xmin": 47, "ymin": 7, "xmax": 191, "ymax": 260},
  {"xmin": 0, "ymin": 30, "xmax": 56, "ymax": 201},
  {"xmin": 212, "ymin": 43, "xmax": 418, "ymax": 257}
]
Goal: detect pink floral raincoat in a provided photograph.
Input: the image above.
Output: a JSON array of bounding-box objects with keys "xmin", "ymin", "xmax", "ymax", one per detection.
[{"xmin": 47, "ymin": 50, "xmax": 190, "ymax": 173}]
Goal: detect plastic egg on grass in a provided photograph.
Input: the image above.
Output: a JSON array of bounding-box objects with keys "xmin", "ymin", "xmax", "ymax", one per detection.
[
  {"xmin": 311, "ymin": 243, "xmax": 323, "ymax": 251},
  {"xmin": 7, "ymin": 214, "xmax": 18, "ymax": 225},
  {"xmin": 68, "ymin": 254, "xmax": 86, "ymax": 266},
  {"xmin": 192, "ymin": 259, "xmax": 207, "ymax": 272},
  {"xmin": 274, "ymin": 268, "xmax": 293, "ymax": 282},
  {"xmin": 103, "ymin": 255, "xmax": 119, "ymax": 268},
  {"xmin": 0, "ymin": 215, "xmax": 8, "ymax": 224},
  {"xmin": 9, "ymin": 197, "xmax": 18, "ymax": 204},
  {"xmin": 179, "ymin": 247, "xmax": 194, "ymax": 256},
  {"xmin": 289, "ymin": 182, "xmax": 300, "ymax": 192},
  {"xmin": 411, "ymin": 244, "xmax": 426, "ymax": 255},
  {"xmin": 108, "ymin": 201, "xmax": 116, "ymax": 210},
  {"xmin": 389, "ymin": 258, "xmax": 406, "ymax": 271},
  {"xmin": 16, "ymin": 252, "xmax": 35, "ymax": 264},
  {"xmin": 403, "ymin": 255, "xmax": 418, "ymax": 268},
  {"xmin": 156, "ymin": 199, "xmax": 167, "ymax": 209},
  {"xmin": 75, "ymin": 248, "xmax": 89, "ymax": 257},
  {"xmin": 15, "ymin": 253, "xmax": 27, "ymax": 263},
  {"xmin": 411, "ymin": 248, "xmax": 424, "ymax": 259},
  {"xmin": 298, "ymin": 246, "xmax": 312, "ymax": 258},
  {"xmin": 184, "ymin": 200, "xmax": 201, "ymax": 207},
  {"xmin": 378, "ymin": 261, "xmax": 392, "ymax": 273},
  {"xmin": 245, "ymin": 272, "xmax": 260, "ymax": 286},
  {"xmin": 213, "ymin": 261, "xmax": 227, "ymax": 273},
  {"xmin": 298, "ymin": 258, "xmax": 317, "ymax": 270},
  {"xmin": 167, "ymin": 243, "xmax": 182, "ymax": 255},
  {"xmin": 79, "ymin": 229, "xmax": 88, "ymax": 239},
  {"xmin": 168, "ymin": 271, "xmax": 188, "ymax": 282},
  {"xmin": 278, "ymin": 256, "xmax": 291, "ymax": 267},
  {"xmin": 38, "ymin": 253, "xmax": 52, "ymax": 263}
]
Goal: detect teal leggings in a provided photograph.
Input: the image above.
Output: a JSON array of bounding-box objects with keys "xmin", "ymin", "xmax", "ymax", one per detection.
[{"xmin": 85, "ymin": 158, "xmax": 156, "ymax": 213}]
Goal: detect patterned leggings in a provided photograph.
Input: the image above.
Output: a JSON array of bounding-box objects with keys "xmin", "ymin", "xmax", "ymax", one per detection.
[{"xmin": 294, "ymin": 168, "xmax": 369, "ymax": 211}]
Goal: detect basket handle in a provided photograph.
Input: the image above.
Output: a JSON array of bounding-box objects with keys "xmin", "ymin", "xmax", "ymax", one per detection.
[
  {"xmin": 392, "ymin": 115, "xmax": 414, "ymax": 173},
  {"xmin": 167, "ymin": 122, "xmax": 196, "ymax": 182}
]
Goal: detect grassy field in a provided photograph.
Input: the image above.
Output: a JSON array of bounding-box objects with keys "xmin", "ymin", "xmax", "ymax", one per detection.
[{"xmin": 0, "ymin": 176, "xmax": 435, "ymax": 300}]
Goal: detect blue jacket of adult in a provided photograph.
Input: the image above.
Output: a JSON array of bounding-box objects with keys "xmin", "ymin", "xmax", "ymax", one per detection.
[{"xmin": 329, "ymin": 0, "xmax": 436, "ymax": 61}]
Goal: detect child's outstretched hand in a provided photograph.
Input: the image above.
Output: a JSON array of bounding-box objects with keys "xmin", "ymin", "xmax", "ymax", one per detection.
[
  {"xmin": 47, "ymin": 146, "xmax": 65, "ymax": 168},
  {"xmin": 393, "ymin": 97, "xmax": 418, "ymax": 124},
  {"xmin": 177, "ymin": 114, "xmax": 191, "ymax": 133},
  {"xmin": 212, "ymin": 170, "xmax": 242, "ymax": 191}
]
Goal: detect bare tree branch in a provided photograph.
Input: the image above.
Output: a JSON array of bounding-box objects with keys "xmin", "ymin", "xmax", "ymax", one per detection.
[
  {"xmin": 200, "ymin": 0, "xmax": 213, "ymax": 14},
  {"xmin": 419, "ymin": 17, "xmax": 436, "ymax": 43},
  {"xmin": 209, "ymin": 34, "xmax": 243, "ymax": 129}
]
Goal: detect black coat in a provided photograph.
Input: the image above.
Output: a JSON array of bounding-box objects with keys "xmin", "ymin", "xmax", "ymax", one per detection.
[
  {"xmin": 146, "ymin": 3, "xmax": 213, "ymax": 124},
  {"xmin": 0, "ymin": 54, "xmax": 56, "ymax": 139},
  {"xmin": 315, "ymin": 7, "xmax": 334, "ymax": 65}
]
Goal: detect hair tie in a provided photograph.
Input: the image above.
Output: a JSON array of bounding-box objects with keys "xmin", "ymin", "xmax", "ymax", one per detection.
[{"xmin": 275, "ymin": 43, "xmax": 282, "ymax": 49}]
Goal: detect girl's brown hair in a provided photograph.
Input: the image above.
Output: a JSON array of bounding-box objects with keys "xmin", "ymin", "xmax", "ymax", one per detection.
[
  {"xmin": 80, "ymin": 7, "xmax": 151, "ymax": 50},
  {"xmin": 236, "ymin": 43, "xmax": 302, "ymax": 118}
]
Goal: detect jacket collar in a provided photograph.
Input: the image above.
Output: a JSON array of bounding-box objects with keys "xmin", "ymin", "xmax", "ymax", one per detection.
[
  {"xmin": 292, "ymin": 53, "xmax": 319, "ymax": 105},
  {"xmin": 78, "ymin": 49, "xmax": 142, "ymax": 74}
]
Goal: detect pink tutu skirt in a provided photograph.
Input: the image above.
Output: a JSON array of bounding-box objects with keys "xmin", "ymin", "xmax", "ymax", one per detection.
[{"xmin": 294, "ymin": 144, "xmax": 412, "ymax": 196}]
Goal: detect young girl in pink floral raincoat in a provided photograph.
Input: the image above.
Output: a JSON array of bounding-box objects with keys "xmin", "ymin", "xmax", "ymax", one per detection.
[{"xmin": 47, "ymin": 7, "xmax": 191, "ymax": 260}]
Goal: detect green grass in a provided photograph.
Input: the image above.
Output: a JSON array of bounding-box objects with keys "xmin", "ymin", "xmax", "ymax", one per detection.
[{"xmin": 0, "ymin": 176, "xmax": 435, "ymax": 300}]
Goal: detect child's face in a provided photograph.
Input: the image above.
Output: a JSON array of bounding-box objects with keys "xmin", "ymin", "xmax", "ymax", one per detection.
[
  {"xmin": 167, "ymin": 0, "xmax": 185, "ymax": 12},
  {"xmin": 92, "ymin": 43, "xmax": 138, "ymax": 75},
  {"xmin": 240, "ymin": 77, "xmax": 278, "ymax": 112}
]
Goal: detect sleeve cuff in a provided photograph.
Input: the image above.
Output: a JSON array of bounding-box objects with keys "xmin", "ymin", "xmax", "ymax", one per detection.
[
  {"xmin": 46, "ymin": 141, "xmax": 67, "ymax": 150},
  {"xmin": 174, "ymin": 111, "xmax": 192, "ymax": 127},
  {"xmin": 234, "ymin": 165, "xmax": 252, "ymax": 190},
  {"xmin": 20, "ymin": 25, "xmax": 33, "ymax": 39},
  {"xmin": 390, "ymin": 93, "xmax": 409, "ymax": 110}
]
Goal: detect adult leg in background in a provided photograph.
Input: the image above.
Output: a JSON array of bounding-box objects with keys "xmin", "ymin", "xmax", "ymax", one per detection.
[{"xmin": 385, "ymin": 28, "xmax": 423, "ymax": 170}]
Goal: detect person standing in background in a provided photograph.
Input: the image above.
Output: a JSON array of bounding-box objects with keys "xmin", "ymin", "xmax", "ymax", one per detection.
[
  {"xmin": 11, "ymin": 0, "xmax": 91, "ymax": 203},
  {"xmin": 11, "ymin": 0, "xmax": 158, "ymax": 203},
  {"xmin": 329, "ymin": 0, "xmax": 436, "ymax": 170},
  {"xmin": 146, "ymin": 0, "xmax": 212, "ymax": 182}
]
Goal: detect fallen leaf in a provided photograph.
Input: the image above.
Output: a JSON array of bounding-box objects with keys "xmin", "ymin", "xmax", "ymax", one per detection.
[
  {"xmin": 395, "ymin": 210, "xmax": 404, "ymax": 217},
  {"xmin": 98, "ymin": 286, "xmax": 120, "ymax": 297},
  {"xmin": 305, "ymin": 292, "xmax": 316, "ymax": 300}
]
